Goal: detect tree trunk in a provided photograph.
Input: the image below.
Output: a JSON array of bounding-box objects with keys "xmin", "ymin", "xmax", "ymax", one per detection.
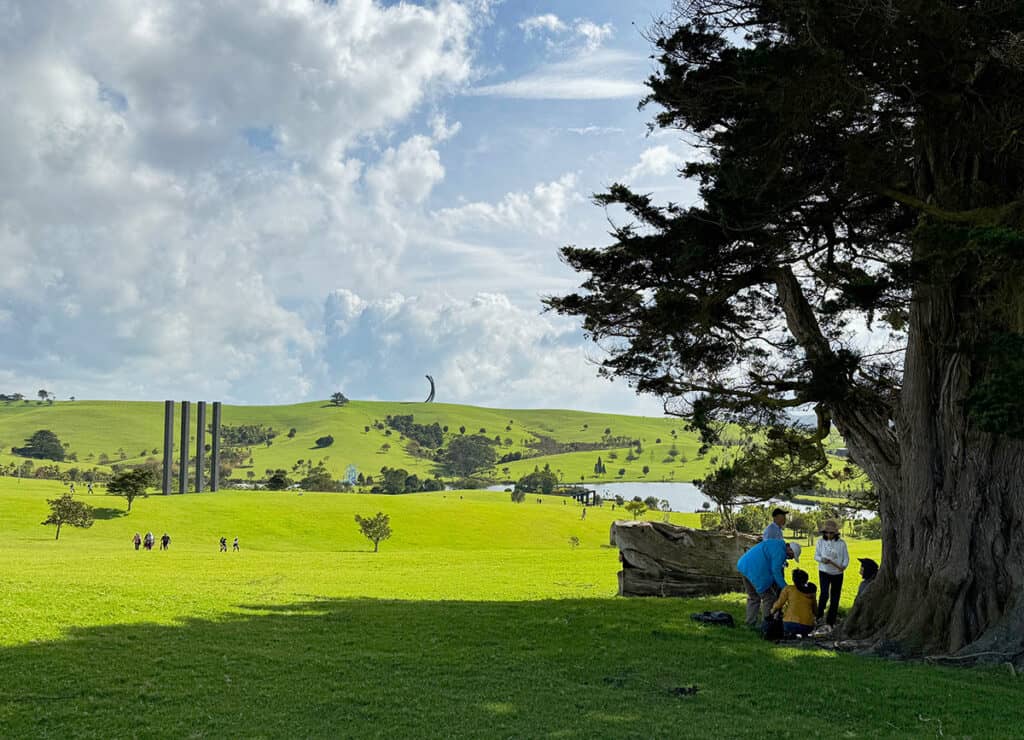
[
  {"xmin": 373, "ymin": 540, "xmax": 379, "ymax": 553},
  {"xmin": 55, "ymin": 523, "xmax": 61, "ymax": 540},
  {"xmin": 127, "ymin": 497, "xmax": 133, "ymax": 512},
  {"xmin": 843, "ymin": 277, "xmax": 1024, "ymax": 661}
]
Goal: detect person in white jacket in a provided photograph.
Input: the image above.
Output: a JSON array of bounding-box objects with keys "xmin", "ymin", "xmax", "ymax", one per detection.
[{"xmin": 814, "ymin": 519, "xmax": 849, "ymax": 626}]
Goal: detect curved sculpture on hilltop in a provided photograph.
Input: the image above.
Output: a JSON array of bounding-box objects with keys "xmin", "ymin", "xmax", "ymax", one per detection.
[{"xmin": 424, "ymin": 375, "xmax": 436, "ymax": 403}]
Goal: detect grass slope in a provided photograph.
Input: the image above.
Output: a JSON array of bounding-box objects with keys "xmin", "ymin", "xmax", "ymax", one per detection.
[
  {"xmin": 0, "ymin": 479, "xmax": 1011, "ymax": 738},
  {"xmin": 0, "ymin": 400, "xmax": 860, "ymax": 491}
]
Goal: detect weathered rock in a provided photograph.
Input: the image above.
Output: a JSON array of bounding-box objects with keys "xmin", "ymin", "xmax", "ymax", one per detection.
[{"xmin": 610, "ymin": 520, "xmax": 758, "ymax": 597}]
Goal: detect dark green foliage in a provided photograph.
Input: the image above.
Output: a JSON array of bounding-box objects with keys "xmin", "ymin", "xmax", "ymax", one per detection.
[
  {"xmin": 696, "ymin": 428, "xmax": 827, "ymax": 529},
  {"xmin": 42, "ymin": 494, "xmax": 94, "ymax": 540},
  {"xmin": 515, "ymin": 465, "xmax": 558, "ymax": 494},
  {"xmin": 287, "ymin": 428, "xmax": 297, "ymax": 438},
  {"xmin": 12, "ymin": 430, "xmax": 65, "ymax": 461},
  {"xmin": 219, "ymin": 424, "xmax": 277, "ymax": 447},
  {"xmin": 330, "ymin": 392, "xmax": 349, "ymax": 407},
  {"xmin": 354, "ymin": 512, "xmax": 391, "ymax": 552},
  {"xmin": 734, "ymin": 505, "xmax": 771, "ymax": 535},
  {"xmin": 510, "ymin": 489, "xmax": 526, "ymax": 503},
  {"xmin": 643, "ymin": 495, "xmax": 659, "ymax": 510},
  {"xmin": 266, "ymin": 471, "xmax": 291, "ymax": 490},
  {"xmin": 314, "ymin": 435, "xmax": 334, "ymax": 448},
  {"xmin": 967, "ymin": 333, "xmax": 1024, "ymax": 438},
  {"xmin": 107, "ymin": 468, "xmax": 156, "ymax": 511},
  {"xmin": 440, "ymin": 435, "xmax": 497, "ymax": 477},
  {"xmin": 545, "ymin": 0, "xmax": 1024, "ymax": 448},
  {"xmin": 297, "ymin": 461, "xmax": 342, "ymax": 492},
  {"xmin": 385, "ymin": 415, "xmax": 444, "ymax": 448},
  {"xmin": 854, "ymin": 517, "xmax": 883, "ymax": 540}
]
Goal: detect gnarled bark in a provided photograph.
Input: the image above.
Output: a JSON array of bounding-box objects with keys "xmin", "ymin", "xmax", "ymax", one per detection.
[{"xmin": 843, "ymin": 279, "xmax": 1024, "ymax": 661}]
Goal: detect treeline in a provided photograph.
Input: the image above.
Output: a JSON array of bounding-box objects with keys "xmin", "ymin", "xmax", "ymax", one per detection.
[
  {"xmin": 218, "ymin": 424, "xmax": 277, "ymax": 446},
  {"xmin": 385, "ymin": 415, "xmax": 444, "ymax": 449}
]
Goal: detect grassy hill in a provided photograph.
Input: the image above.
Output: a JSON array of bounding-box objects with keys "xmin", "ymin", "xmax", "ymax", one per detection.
[
  {"xmin": 0, "ymin": 478, "xmax": 1011, "ymax": 738},
  {"xmin": 0, "ymin": 399, "xmax": 861, "ymax": 491}
]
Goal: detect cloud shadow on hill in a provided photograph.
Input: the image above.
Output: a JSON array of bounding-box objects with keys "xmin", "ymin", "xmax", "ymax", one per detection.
[{"xmin": 0, "ymin": 597, "xmax": 1016, "ymax": 737}]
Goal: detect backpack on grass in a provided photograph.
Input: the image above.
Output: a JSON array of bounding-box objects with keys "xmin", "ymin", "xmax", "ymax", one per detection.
[{"xmin": 690, "ymin": 611, "xmax": 735, "ymax": 627}]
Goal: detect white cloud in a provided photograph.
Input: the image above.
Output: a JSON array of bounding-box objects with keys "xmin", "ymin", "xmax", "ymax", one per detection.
[
  {"xmin": 573, "ymin": 20, "xmax": 615, "ymax": 52},
  {"xmin": 0, "ymin": 0, "xmax": 479, "ymax": 403},
  {"xmin": 519, "ymin": 14, "xmax": 613, "ymax": 52},
  {"xmin": 519, "ymin": 14, "xmax": 567, "ymax": 37},
  {"xmin": 626, "ymin": 145, "xmax": 685, "ymax": 181},
  {"xmin": 322, "ymin": 290, "xmax": 661, "ymax": 413},
  {"xmin": 366, "ymin": 135, "xmax": 445, "ymax": 206},
  {"xmin": 469, "ymin": 49, "xmax": 646, "ymax": 100},
  {"xmin": 430, "ymin": 112, "xmax": 462, "ymax": 142},
  {"xmin": 566, "ymin": 125, "xmax": 626, "ymax": 136},
  {"xmin": 434, "ymin": 173, "xmax": 580, "ymax": 235}
]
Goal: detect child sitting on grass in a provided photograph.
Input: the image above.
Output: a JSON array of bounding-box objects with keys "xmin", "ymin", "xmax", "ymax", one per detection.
[{"xmin": 771, "ymin": 568, "xmax": 818, "ymax": 637}]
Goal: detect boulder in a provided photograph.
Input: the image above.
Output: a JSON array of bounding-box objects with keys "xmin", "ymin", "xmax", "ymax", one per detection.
[{"xmin": 610, "ymin": 520, "xmax": 758, "ymax": 597}]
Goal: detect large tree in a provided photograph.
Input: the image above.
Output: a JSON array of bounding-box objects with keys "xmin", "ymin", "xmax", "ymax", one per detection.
[
  {"xmin": 548, "ymin": 1, "xmax": 1024, "ymax": 660},
  {"xmin": 107, "ymin": 468, "xmax": 156, "ymax": 511}
]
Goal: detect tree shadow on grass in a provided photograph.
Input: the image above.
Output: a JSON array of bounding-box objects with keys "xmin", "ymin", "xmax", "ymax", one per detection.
[
  {"xmin": 89, "ymin": 507, "xmax": 127, "ymax": 520},
  {"xmin": 0, "ymin": 597, "xmax": 1017, "ymax": 738}
]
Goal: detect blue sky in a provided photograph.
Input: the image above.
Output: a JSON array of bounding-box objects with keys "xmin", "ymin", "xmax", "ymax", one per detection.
[{"xmin": 0, "ymin": 0, "xmax": 698, "ymax": 414}]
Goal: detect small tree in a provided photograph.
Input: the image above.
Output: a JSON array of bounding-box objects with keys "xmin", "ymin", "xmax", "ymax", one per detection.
[
  {"xmin": 355, "ymin": 512, "xmax": 392, "ymax": 552},
  {"xmin": 330, "ymin": 392, "xmax": 349, "ymax": 407},
  {"xmin": 315, "ymin": 435, "xmax": 334, "ymax": 448},
  {"xmin": 624, "ymin": 499, "xmax": 647, "ymax": 520},
  {"xmin": 107, "ymin": 468, "xmax": 156, "ymax": 511},
  {"xmin": 510, "ymin": 488, "xmax": 526, "ymax": 503},
  {"xmin": 42, "ymin": 494, "xmax": 94, "ymax": 540},
  {"xmin": 287, "ymin": 428, "xmax": 297, "ymax": 438}
]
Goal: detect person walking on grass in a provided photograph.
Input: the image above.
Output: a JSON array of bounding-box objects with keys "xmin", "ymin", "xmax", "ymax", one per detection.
[
  {"xmin": 232, "ymin": 536, "xmax": 239, "ymax": 552},
  {"xmin": 160, "ymin": 533, "xmax": 170, "ymax": 551},
  {"xmin": 762, "ymin": 508, "xmax": 787, "ymax": 540},
  {"xmin": 144, "ymin": 531, "xmax": 154, "ymax": 551},
  {"xmin": 219, "ymin": 536, "xmax": 227, "ymax": 552},
  {"xmin": 736, "ymin": 539, "xmax": 802, "ymax": 627},
  {"xmin": 132, "ymin": 532, "xmax": 142, "ymax": 551},
  {"xmin": 771, "ymin": 568, "xmax": 818, "ymax": 637},
  {"xmin": 87, "ymin": 482, "xmax": 93, "ymax": 495},
  {"xmin": 814, "ymin": 519, "xmax": 849, "ymax": 628}
]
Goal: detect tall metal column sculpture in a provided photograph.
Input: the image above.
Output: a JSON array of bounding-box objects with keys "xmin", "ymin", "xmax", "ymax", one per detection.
[
  {"xmin": 424, "ymin": 374, "xmax": 436, "ymax": 403},
  {"xmin": 179, "ymin": 401, "xmax": 190, "ymax": 494},
  {"xmin": 195, "ymin": 401, "xmax": 206, "ymax": 492},
  {"xmin": 211, "ymin": 401, "xmax": 222, "ymax": 491},
  {"xmin": 162, "ymin": 400, "xmax": 174, "ymax": 494}
]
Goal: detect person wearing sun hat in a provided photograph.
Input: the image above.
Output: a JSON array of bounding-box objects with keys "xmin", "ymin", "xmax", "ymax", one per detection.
[
  {"xmin": 736, "ymin": 538, "xmax": 802, "ymax": 627},
  {"xmin": 814, "ymin": 519, "xmax": 850, "ymax": 627}
]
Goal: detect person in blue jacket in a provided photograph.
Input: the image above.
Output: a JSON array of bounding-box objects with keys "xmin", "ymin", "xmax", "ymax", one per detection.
[{"xmin": 737, "ymin": 539, "xmax": 802, "ymax": 627}]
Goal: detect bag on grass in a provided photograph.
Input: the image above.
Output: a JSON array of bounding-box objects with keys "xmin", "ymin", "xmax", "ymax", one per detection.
[
  {"xmin": 761, "ymin": 613, "xmax": 784, "ymax": 641},
  {"xmin": 690, "ymin": 611, "xmax": 735, "ymax": 627}
]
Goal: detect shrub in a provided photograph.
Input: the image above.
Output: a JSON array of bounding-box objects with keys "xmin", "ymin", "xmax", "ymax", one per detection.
[{"xmin": 314, "ymin": 435, "xmax": 334, "ymax": 448}]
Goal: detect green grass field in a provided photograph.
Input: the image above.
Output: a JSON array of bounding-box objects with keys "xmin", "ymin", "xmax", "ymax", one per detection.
[
  {"xmin": 0, "ymin": 400, "xmax": 863, "ymax": 492},
  {"xmin": 0, "ymin": 478, "xmax": 1015, "ymax": 738}
]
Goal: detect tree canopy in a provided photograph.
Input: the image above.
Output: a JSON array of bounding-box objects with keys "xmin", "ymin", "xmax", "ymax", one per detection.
[
  {"xmin": 42, "ymin": 494, "xmax": 94, "ymax": 540},
  {"xmin": 12, "ymin": 430, "xmax": 65, "ymax": 461},
  {"xmin": 548, "ymin": 0, "xmax": 1024, "ymax": 659},
  {"xmin": 107, "ymin": 468, "xmax": 156, "ymax": 511}
]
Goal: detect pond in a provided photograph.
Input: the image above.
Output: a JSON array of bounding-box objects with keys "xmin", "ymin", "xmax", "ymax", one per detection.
[{"xmin": 485, "ymin": 481, "xmax": 857, "ymax": 516}]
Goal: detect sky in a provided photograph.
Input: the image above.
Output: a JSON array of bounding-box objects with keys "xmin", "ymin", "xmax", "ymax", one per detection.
[{"xmin": 0, "ymin": 0, "xmax": 701, "ymax": 414}]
